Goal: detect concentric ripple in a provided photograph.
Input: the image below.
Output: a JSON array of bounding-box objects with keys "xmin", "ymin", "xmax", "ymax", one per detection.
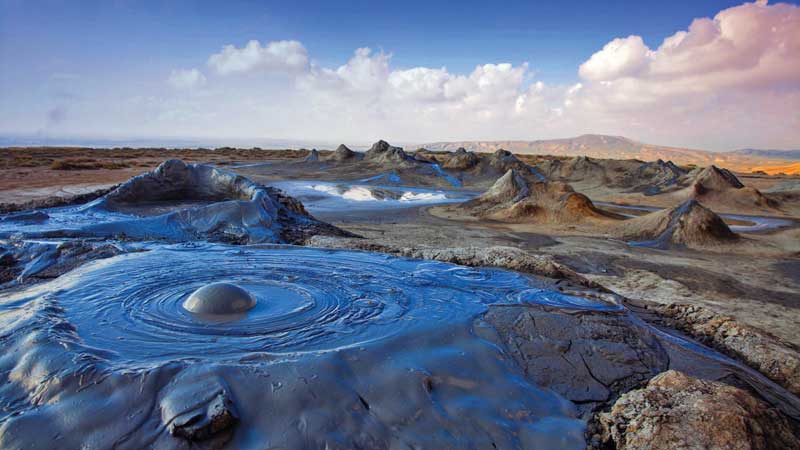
[{"xmin": 48, "ymin": 244, "xmax": 609, "ymax": 364}]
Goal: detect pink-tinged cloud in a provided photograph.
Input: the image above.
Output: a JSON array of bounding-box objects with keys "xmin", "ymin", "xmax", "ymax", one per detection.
[
  {"xmin": 569, "ymin": 0, "xmax": 800, "ymax": 149},
  {"xmin": 579, "ymin": 1, "xmax": 799, "ymax": 90},
  {"xmin": 143, "ymin": 1, "xmax": 797, "ymax": 149}
]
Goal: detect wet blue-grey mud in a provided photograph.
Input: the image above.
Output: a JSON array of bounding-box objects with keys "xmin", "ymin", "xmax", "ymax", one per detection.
[
  {"xmin": 0, "ymin": 243, "xmax": 597, "ymax": 449},
  {"xmin": 40, "ymin": 244, "xmax": 608, "ymax": 364}
]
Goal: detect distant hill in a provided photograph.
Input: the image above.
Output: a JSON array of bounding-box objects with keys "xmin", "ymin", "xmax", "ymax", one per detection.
[
  {"xmin": 748, "ymin": 162, "xmax": 800, "ymax": 175},
  {"xmin": 419, "ymin": 135, "xmax": 795, "ymax": 173},
  {"xmin": 730, "ymin": 149, "xmax": 800, "ymax": 160}
]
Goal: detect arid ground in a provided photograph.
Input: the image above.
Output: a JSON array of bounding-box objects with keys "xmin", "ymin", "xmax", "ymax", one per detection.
[{"xmin": 1, "ymin": 143, "xmax": 799, "ymax": 449}]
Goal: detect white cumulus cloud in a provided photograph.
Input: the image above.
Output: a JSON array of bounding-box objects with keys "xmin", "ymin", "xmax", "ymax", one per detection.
[
  {"xmin": 579, "ymin": 36, "xmax": 652, "ymax": 81},
  {"xmin": 569, "ymin": 0, "xmax": 800, "ymax": 148},
  {"xmin": 207, "ymin": 40, "xmax": 309, "ymax": 75},
  {"xmin": 129, "ymin": 2, "xmax": 800, "ymax": 149},
  {"xmin": 167, "ymin": 68, "xmax": 206, "ymax": 90}
]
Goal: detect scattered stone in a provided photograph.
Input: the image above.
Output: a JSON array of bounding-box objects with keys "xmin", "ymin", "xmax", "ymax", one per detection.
[{"xmin": 597, "ymin": 370, "xmax": 799, "ymax": 450}]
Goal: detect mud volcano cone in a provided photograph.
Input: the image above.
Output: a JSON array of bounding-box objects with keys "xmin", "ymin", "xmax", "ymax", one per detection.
[{"xmin": 615, "ymin": 199, "xmax": 738, "ymax": 248}]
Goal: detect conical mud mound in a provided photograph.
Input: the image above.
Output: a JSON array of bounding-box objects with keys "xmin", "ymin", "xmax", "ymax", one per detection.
[
  {"xmin": 693, "ymin": 166, "xmax": 744, "ymax": 192},
  {"xmin": 326, "ymin": 144, "xmax": 361, "ymax": 162},
  {"xmin": 442, "ymin": 148, "xmax": 480, "ymax": 170},
  {"xmin": 305, "ymin": 149, "xmax": 320, "ymax": 162},
  {"xmin": 615, "ymin": 199, "xmax": 738, "ymax": 248},
  {"xmin": 689, "ymin": 165, "xmax": 778, "ymax": 211},
  {"xmin": 364, "ymin": 140, "xmax": 412, "ymax": 164},
  {"xmin": 460, "ymin": 169, "xmax": 619, "ymax": 224}
]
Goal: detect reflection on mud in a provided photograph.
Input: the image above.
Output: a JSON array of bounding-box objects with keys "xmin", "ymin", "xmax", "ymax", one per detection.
[{"xmin": 271, "ymin": 180, "xmax": 477, "ymax": 213}]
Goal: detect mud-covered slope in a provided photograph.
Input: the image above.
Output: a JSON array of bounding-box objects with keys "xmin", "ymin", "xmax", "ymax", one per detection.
[
  {"xmin": 459, "ymin": 169, "xmax": 621, "ymax": 224},
  {"xmin": 685, "ymin": 165, "xmax": 779, "ymax": 212},
  {"xmin": 614, "ymin": 199, "xmax": 738, "ymax": 248},
  {"xmin": 534, "ymin": 156, "xmax": 687, "ymax": 195},
  {"xmin": 324, "ymin": 144, "xmax": 362, "ymax": 162},
  {"xmin": 22, "ymin": 159, "xmax": 351, "ymax": 244}
]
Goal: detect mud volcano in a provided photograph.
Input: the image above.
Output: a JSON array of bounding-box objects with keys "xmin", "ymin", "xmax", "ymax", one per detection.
[
  {"xmin": 184, "ymin": 282, "xmax": 257, "ymax": 315},
  {"xmin": 1, "ymin": 243, "xmax": 628, "ymax": 449},
  {"xmin": 0, "ymin": 159, "xmax": 351, "ymax": 244}
]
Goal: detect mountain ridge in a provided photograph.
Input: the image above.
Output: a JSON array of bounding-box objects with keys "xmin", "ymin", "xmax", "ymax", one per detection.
[{"xmin": 419, "ymin": 134, "xmax": 798, "ymax": 173}]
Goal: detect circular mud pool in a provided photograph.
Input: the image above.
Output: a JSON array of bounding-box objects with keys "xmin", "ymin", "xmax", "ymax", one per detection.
[{"xmin": 45, "ymin": 244, "xmax": 607, "ymax": 364}]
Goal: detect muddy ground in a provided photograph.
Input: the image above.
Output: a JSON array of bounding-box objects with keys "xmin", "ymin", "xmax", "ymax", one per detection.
[{"xmin": 2, "ymin": 148, "xmax": 798, "ymax": 347}]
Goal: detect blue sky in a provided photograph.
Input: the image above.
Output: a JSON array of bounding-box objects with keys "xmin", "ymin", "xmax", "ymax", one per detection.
[{"xmin": 1, "ymin": 0, "xmax": 798, "ymax": 150}]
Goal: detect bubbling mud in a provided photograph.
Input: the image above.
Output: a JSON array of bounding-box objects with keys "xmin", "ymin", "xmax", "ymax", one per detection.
[
  {"xmin": 49, "ymin": 244, "xmax": 602, "ymax": 365},
  {"xmin": 183, "ymin": 282, "xmax": 257, "ymax": 316}
]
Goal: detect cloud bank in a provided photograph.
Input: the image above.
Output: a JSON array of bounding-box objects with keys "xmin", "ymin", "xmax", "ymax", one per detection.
[{"xmin": 29, "ymin": 1, "xmax": 796, "ymax": 150}]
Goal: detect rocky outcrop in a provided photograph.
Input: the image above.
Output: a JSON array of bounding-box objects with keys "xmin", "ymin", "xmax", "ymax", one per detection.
[
  {"xmin": 442, "ymin": 148, "xmax": 480, "ymax": 170},
  {"xmin": 614, "ymin": 199, "xmax": 738, "ymax": 248},
  {"xmin": 597, "ymin": 370, "xmax": 798, "ymax": 450},
  {"xmin": 651, "ymin": 303, "xmax": 800, "ymax": 396},
  {"xmin": 484, "ymin": 304, "xmax": 669, "ymax": 415},
  {"xmin": 460, "ymin": 169, "xmax": 620, "ymax": 224}
]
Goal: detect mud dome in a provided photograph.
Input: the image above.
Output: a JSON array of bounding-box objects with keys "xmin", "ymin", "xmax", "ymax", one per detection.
[
  {"xmin": 0, "ymin": 160, "xmax": 347, "ymax": 244},
  {"xmin": 0, "ymin": 244, "xmax": 606, "ymax": 449},
  {"xmin": 183, "ymin": 282, "xmax": 257, "ymax": 316}
]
